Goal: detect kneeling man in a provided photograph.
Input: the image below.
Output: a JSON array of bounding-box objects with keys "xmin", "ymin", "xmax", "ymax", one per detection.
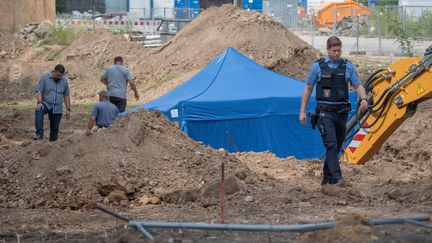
[{"xmin": 87, "ymin": 91, "xmax": 119, "ymax": 134}]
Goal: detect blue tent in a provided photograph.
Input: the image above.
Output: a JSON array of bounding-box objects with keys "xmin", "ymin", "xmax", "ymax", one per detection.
[{"xmin": 129, "ymin": 48, "xmax": 357, "ymax": 159}]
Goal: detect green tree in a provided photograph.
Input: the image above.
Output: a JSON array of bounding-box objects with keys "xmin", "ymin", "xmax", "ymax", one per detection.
[
  {"xmin": 357, "ymin": 0, "xmax": 398, "ymax": 6},
  {"xmin": 418, "ymin": 10, "xmax": 432, "ymax": 38}
]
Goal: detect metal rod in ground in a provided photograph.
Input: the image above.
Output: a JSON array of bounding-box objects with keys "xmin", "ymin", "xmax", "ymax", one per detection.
[
  {"xmin": 95, "ymin": 203, "xmax": 130, "ymax": 222},
  {"xmin": 225, "ymin": 130, "xmax": 239, "ymax": 153},
  {"xmin": 220, "ymin": 162, "xmax": 225, "ymax": 224},
  {"xmin": 128, "ymin": 214, "xmax": 429, "ymax": 233}
]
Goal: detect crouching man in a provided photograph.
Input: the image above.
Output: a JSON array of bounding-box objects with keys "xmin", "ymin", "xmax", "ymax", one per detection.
[{"xmin": 87, "ymin": 91, "xmax": 119, "ymax": 135}]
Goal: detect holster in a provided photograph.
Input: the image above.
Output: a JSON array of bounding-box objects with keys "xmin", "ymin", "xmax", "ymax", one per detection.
[{"xmin": 308, "ymin": 112, "xmax": 319, "ymax": 129}]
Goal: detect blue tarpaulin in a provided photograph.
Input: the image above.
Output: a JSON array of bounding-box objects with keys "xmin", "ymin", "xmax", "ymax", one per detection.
[{"xmin": 129, "ymin": 48, "xmax": 357, "ymax": 159}]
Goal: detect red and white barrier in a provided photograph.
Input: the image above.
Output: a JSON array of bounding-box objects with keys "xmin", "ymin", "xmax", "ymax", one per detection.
[{"xmin": 56, "ymin": 19, "xmax": 162, "ymax": 34}]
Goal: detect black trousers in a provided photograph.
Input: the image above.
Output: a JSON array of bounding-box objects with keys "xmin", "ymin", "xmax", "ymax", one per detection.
[
  {"xmin": 35, "ymin": 105, "xmax": 63, "ymax": 141},
  {"xmin": 317, "ymin": 111, "xmax": 347, "ymax": 185},
  {"xmin": 109, "ymin": 96, "xmax": 127, "ymax": 112}
]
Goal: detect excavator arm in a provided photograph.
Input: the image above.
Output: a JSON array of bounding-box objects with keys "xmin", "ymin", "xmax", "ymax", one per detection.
[{"xmin": 342, "ymin": 46, "xmax": 432, "ymax": 164}]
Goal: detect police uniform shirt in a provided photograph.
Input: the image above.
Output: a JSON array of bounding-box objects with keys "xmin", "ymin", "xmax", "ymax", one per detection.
[{"xmin": 305, "ymin": 56, "xmax": 361, "ymax": 87}]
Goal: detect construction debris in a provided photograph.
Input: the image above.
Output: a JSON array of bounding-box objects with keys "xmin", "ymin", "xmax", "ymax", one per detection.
[
  {"xmin": 19, "ymin": 21, "xmax": 53, "ymax": 40},
  {"xmin": 319, "ymin": 15, "xmax": 371, "ymax": 36}
]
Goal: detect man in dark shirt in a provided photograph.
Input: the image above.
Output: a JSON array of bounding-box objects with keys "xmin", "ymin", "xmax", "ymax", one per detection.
[
  {"xmin": 87, "ymin": 91, "xmax": 119, "ymax": 135},
  {"xmin": 34, "ymin": 64, "xmax": 71, "ymax": 142}
]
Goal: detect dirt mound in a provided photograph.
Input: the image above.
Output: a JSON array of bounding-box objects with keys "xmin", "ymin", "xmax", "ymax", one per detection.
[
  {"xmin": 147, "ymin": 4, "xmax": 320, "ymax": 81},
  {"xmin": 0, "ymin": 109, "xmax": 251, "ymax": 209},
  {"xmin": 58, "ymin": 5, "xmax": 319, "ymax": 92},
  {"xmin": 59, "ymin": 5, "xmax": 319, "ymax": 82},
  {"xmin": 374, "ymin": 103, "xmax": 432, "ymax": 164}
]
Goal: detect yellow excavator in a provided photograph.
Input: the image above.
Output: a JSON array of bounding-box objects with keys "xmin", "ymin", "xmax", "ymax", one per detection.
[{"xmin": 342, "ymin": 46, "xmax": 432, "ymax": 164}]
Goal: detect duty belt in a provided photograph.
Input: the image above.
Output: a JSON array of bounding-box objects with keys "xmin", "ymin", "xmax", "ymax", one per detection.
[{"xmin": 317, "ymin": 103, "xmax": 351, "ymax": 114}]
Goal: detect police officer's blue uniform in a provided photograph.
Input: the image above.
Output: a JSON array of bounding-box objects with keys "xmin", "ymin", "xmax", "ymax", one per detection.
[{"xmin": 305, "ymin": 56, "xmax": 361, "ymax": 185}]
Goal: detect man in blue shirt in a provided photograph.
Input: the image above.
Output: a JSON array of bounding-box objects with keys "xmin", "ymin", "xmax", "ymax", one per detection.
[
  {"xmin": 87, "ymin": 91, "xmax": 119, "ymax": 135},
  {"xmin": 299, "ymin": 36, "xmax": 368, "ymax": 186},
  {"xmin": 34, "ymin": 64, "xmax": 71, "ymax": 141},
  {"xmin": 100, "ymin": 56, "xmax": 139, "ymax": 112}
]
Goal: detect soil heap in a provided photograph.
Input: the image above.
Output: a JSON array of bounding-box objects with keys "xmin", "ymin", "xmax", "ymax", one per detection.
[
  {"xmin": 143, "ymin": 4, "xmax": 320, "ymax": 81},
  {"xmin": 59, "ymin": 4, "xmax": 320, "ymax": 85},
  {"xmin": 0, "ymin": 109, "xmax": 251, "ymax": 210},
  {"xmin": 60, "ymin": 4, "xmax": 320, "ymax": 83}
]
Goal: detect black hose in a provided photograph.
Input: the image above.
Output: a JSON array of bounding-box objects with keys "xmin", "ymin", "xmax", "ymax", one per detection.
[
  {"xmin": 365, "ymin": 68, "xmax": 387, "ymax": 85},
  {"xmin": 362, "ymin": 90, "xmax": 396, "ymax": 129},
  {"xmin": 365, "ymin": 74, "xmax": 382, "ymax": 93},
  {"xmin": 367, "ymin": 89, "xmax": 395, "ymax": 114},
  {"xmin": 364, "ymin": 69, "xmax": 386, "ymax": 91}
]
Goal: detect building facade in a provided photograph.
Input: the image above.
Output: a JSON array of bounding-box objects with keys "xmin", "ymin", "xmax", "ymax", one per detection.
[{"xmin": 0, "ymin": 0, "xmax": 56, "ymax": 32}]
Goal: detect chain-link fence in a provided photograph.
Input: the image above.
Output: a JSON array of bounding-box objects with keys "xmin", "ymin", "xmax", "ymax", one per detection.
[
  {"xmin": 262, "ymin": 0, "xmax": 299, "ymax": 28},
  {"xmin": 293, "ymin": 5, "xmax": 432, "ymax": 56}
]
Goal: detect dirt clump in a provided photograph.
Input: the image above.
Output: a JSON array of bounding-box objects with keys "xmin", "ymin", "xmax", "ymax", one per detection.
[{"xmin": 0, "ymin": 109, "xmax": 251, "ymax": 210}]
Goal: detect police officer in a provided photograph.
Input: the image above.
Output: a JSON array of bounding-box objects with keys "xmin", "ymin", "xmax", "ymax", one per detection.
[{"xmin": 299, "ymin": 36, "xmax": 368, "ymax": 185}]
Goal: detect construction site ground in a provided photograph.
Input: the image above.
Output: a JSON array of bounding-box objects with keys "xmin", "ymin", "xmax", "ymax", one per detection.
[{"xmin": 1, "ymin": 5, "xmax": 431, "ymax": 242}]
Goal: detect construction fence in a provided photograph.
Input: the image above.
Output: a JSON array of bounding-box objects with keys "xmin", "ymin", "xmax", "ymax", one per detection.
[
  {"xmin": 292, "ymin": 5, "xmax": 432, "ymax": 56},
  {"xmin": 55, "ymin": 18, "xmax": 163, "ymax": 34}
]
